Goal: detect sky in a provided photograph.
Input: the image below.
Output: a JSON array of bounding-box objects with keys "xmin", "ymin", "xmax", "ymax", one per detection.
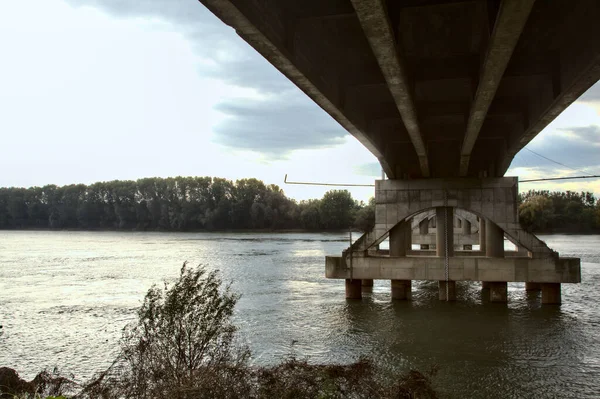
[{"xmin": 0, "ymin": 0, "xmax": 599, "ymax": 202}]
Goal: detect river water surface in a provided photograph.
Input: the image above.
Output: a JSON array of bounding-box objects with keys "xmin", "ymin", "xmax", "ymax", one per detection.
[{"xmin": 0, "ymin": 231, "xmax": 599, "ymax": 398}]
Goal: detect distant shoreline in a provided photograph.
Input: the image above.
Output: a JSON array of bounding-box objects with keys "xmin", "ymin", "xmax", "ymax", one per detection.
[
  {"xmin": 0, "ymin": 227, "xmax": 355, "ymax": 234},
  {"xmin": 0, "ymin": 227, "xmax": 597, "ymax": 235}
]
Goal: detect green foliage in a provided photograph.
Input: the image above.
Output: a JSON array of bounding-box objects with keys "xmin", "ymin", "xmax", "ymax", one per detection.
[
  {"xmin": 318, "ymin": 190, "xmax": 358, "ymax": 230},
  {"xmin": 519, "ymin": 190, "xmax": 599, "ymax": 232},
  {"xmin": 0, "ymin": 178, "xmax": 371, "ymax": 232},
  {"xmin": 353, "ymin": 198, "xmax": 375, "ymax": 232}
]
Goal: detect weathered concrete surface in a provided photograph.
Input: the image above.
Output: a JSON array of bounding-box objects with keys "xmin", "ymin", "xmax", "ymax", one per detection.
[
  {"xmin": 370, "ymin": 177, "xmax": 554, "ymax": 258},
  {"xmin": 436, "ymin": 207, "xmax": 453, "ymax": 257},
  {"xmin": 345, "ymin": 279, "xmax": 362, "ymax": 299},
  {"xmin": 326, "ymin": 255, "xmax": 581, "ymax": 283}
]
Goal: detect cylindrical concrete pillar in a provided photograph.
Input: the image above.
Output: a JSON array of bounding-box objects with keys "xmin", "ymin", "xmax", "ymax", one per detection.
[
  {"xmin": 439, "ymin": 280, "xmax": 456, "ymax": 301},
  {"xmin": 436, "ymin": 207, "xmax": 454, "ymax": 257},
  {"xmin": 345, "ymin": 279, "xmax": 362, "ymax": 299},
  {"xmin": 541, "ymin": 283, "xmax": 561, "ymax": 304},
  {"xmin": 390, "ymin": 221, "xmax": 411, "ymax": 256},
  {"xmin": 485, "ymin": 220, "xmax": 504, "ymax": 258},
  {"xmin": 391, "ymin": 280, "xmax": 412, "ymax": 300},
  {"xmin": 489, "ymin": 282, "xmax": 508, "ymax": 302},
  {"xmin": 479, "ymin": 218, "xmax": 486, "ymax": 253},
  {"xmin": 462, "ymin": 219, "xmax": 471, "ymax": 235},
  {"xmin": 419, "ymin": 218, "xmax": 429, "ymax": 235},
  {"xmin": 361, "ymin": 279, "xmax": 374, "ymax": 290},
  {"xmin": 525, "ymin": 282, "xmax": 541, "ymax": 291}
]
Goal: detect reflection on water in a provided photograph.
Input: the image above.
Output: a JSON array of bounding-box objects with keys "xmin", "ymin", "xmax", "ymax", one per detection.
[{"xmin": 0, "ymin": 231, "xmax": 599, "ymax": 398}]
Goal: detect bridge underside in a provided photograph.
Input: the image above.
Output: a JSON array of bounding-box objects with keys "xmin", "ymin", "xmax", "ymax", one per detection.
[
  {"xmin": 199, "ymin": 0, "xmax": 600, "ymax": 178},
  {"xmin": 198, "ymin": 0, "xmax": 596, "ymax": 304}
]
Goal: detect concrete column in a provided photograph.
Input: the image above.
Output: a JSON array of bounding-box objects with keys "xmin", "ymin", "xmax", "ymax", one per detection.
[
  {"xmin": 541, "ymin": 283, "xmax": 561, "ymax": 304},
  {"xmin": 479, "ymin": 218, "xmax": 486, "ymax": 253},
  {"xmin": 439, "ymin": 280, "xmax": 456, "ymax": 301},
  {"xmin": 489, "ymin": 282, "xmax": 508, "ymax": 302},
  {"xmin": 419, "ymin": 218, "xmax": 429, "ymax": 235},
  {"xmin": 525, "ymin": 282, "xmax": 541, "ymax": 291},
  {"xmin": 485, "ymin": 220, "xmax": 504, "ymax": 258},
  {"xmin": 361, "ymin": 279, "xmax": 373, "ymax": 291},
  {"xmin": 431, "ymin": 217, "xmax": 436, "ymax": 228},
  {"xmin": 436, "ymin": 207, "xmax": 454, "ymax": 257},
  {"xmin": 390, "ymin": 221, "xmax": 410, "ymax": 256},
  {"xmin": 482, "ymin": 281, "xmax": 491, "ymax": 289},
  {"xmin": 391, "ymin": 280, "xmax": 412, "ymax": 300},
  {"xmin": 345, "ymin": 279, "xmax": 362, "ymax": 299},
  {"xmin": 462, "ymin": 219, "xmax": 471, "ymax": 235}
]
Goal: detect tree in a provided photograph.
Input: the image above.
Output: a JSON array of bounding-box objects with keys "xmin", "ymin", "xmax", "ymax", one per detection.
[
  {"xmin": 319, "ymin": 190, "xmax": 357, "ymax": 230},
  {"xmin": 519, "ymin": 195, "xmax": 554, "ymax": 231},
  {"xmin": 354, "ymin": 197, "xmax": 375, "ymax": 232}
]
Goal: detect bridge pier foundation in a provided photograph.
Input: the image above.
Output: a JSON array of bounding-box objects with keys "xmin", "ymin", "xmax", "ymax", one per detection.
[
  {"xmin": 489, "ymin": 282, "xmax": 508, "ymax": 302},
  {"xmin": 391, "ymin": 280, "xmax": 411, "ymax": 300},
  {"xmin": 541, "ymin": 283, "xmax": 561, "ymax": 304},
  {"xmin": 439, "ymin": 281, "xmax": 456, "ymax": 301},
  {"xmin": 345, "ymin": 279, "xmax": 362, "ymax": 299}
]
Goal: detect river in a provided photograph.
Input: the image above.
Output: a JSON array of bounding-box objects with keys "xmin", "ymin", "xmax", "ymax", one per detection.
[{"xmin": 0, "ymin": 231, "xmax": 599, "ymax": 398}]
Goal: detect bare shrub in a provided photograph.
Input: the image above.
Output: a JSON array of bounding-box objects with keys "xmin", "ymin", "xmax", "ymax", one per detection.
[{"xmin": 79, "ymin": 263, "xmax": 250, "ymax": 399}]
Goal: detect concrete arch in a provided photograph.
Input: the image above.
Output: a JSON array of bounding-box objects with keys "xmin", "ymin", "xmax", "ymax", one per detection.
[{"xmin": 348, "ymin": 179, "xmax": 556, "ymax": 259}]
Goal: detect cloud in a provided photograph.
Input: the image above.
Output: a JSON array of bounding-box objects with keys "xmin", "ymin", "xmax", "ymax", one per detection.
[
  {"xmin": 526, "ymin": 125, "xmax": 600, "ymax": 170},
  {"xmin": 353, "ymin": 162, "xmax": 383, "ymax": 177},
  {"xmin": 213, "ymin": 92, "xmax": 347, "ymax": 156},
  {"xmin": 65, "ymin": 0, "xmax": 347, "ymax": 156}
]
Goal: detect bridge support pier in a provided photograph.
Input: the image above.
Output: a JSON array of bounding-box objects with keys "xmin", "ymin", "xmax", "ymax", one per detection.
[
  {"xmin": 479, "ymin": 218, "xmax": 486, "ymax": 253},
  {"xmin": 345, "ymin": 279, "xmax": 362, "ymax": 299},
  {"xmin": 541, "ymin": 283, "xmax": 561, "ymax": 304},
  {"xmin": 391, "ymin": 280, "xmax": 412, "ymax": 300},
  {"xmin": 486, "ymin": 220, "xmax": 504, "ymax": 258},
  {"xmin": 327, "ymin": 177, "xmax": 580, "ymax": 306},
  {"xmin": 489, "ymin": 282, "xmax": 508, "ymax": 302},
  {"xmin": 439, "ymin": 281, "xmax": 456, "ymax": 301},
  {"xmin": 436, "ymin": 207, "xmax": 454, "ymax": 257},
  {"xmin": 526, "ymin": 282, "xmax": 541, "ymax": 291}
]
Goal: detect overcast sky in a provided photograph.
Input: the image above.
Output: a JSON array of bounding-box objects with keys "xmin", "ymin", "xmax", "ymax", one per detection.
[{"xmin": 1, "ymin": 0, "xmax": 599, "ymax": 201}]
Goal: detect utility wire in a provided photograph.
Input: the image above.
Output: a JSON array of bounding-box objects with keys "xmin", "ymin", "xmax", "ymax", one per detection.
[
  {"xmin": 284, "ymin": 174, "xmax": 600, "ymax": 187},
  {"xmin": 524, "ymin": 147, "xmax": 593, "ymax": 175}
]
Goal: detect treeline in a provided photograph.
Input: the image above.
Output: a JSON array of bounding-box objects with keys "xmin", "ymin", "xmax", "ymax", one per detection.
[
  {"xmin": 0, "ymin": 177, "xmax": 375, "ymax": 231},
  {"xmin": 518, "ymin": 190, "xmax": 600, "ymax": 233}
]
